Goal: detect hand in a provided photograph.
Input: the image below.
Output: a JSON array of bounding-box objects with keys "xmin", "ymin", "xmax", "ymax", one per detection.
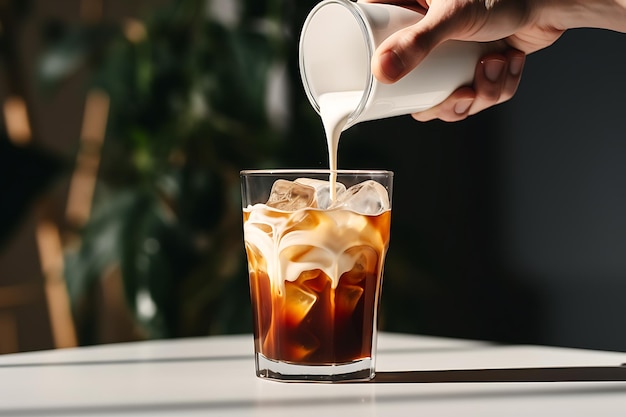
[
  {"xmin": 364, "ymin": 0, "xmax": 564, "ymax": 121},
  {"xmin": 413, "ymin": 49, "xmax": 525, "ymax": 122},
  {"xmin": 368, "ymin": 0, "xmax": 564, "ymax": 83}
]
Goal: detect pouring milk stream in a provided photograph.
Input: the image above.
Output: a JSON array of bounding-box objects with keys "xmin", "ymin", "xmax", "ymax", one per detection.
[
  {"xmin": 300, "ymin": 0, "xmax": 499, "ymax": 196},
  {"xmin": 318, "ymin": 91, "xmax": 362, "ymax": 200}
]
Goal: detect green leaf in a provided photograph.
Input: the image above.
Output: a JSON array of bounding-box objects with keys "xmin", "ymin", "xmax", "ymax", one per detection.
[{"xmin": 37, "ymin": 23, "xmax": 121, "ymax": 91}]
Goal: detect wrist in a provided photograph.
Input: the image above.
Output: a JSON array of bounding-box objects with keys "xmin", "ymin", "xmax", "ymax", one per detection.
[{"xmin": 537, "ymin": 0, "xmax": 626, "ymax": 33}]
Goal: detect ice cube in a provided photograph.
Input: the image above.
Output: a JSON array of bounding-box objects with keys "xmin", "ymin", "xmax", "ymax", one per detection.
[
  {"xmin": 289, "ymin": 330, "xmax": 320, "ymax": 361},
  {"xmin": 284, "ymin": 281, "xmax": 317, "ymax": 326},
  {"xmin": 330, "ymin": 180, "xmax": 390, "ymax": 215},
  {"xmin": 341, "ymin": 246, "xmax": 379, "ymax": 284},
  {"xmin": 295, "ymin": 178, "xmax": 346, "ymax": 209},
  {"xmin": 336, "ymin": 284, "xmax": 364, "ymax": 315},
  {"xmin": 266, "ymin": 179, "xmax": 315, "ymax": 211}
]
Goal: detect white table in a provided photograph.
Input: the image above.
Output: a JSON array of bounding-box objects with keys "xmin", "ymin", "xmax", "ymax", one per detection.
[{"xmin": 1, "ymin": 332, "xmax": 625, "ymax": 416}]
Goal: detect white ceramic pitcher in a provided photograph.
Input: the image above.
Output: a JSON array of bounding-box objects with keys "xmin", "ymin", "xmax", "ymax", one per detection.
[{"xmin": 299, "ymin": 0, "xmax": 498, "ymax": 129}]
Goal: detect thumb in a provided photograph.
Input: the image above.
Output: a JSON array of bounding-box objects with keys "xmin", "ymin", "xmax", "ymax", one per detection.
[{"xmin": 371, "ymin": 9, "xmax": 456, "ymax": 83}]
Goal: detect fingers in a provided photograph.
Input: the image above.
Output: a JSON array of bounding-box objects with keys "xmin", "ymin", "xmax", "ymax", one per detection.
[
  {"xmin": 412, "ymin": 87, "xmax": 476, "ymax": 122},
  {"xmin": 361, "ymin": 0, "xmax": 429, "ymax": 13},
  {"xmin": 372, "ymin": 9, "xmax": 452, "ymax": 83},
  {"xmin": 412, "ymin": 49, "xmax": 525, "ymax": 122},
  {"xmin": 468, "ymin": 49, "xmax": 525, "ymax": 115}
]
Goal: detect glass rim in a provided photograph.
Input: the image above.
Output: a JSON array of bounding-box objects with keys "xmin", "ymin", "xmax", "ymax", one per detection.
[{"xmin": 240, "ymin": 169, "xmax": 393, "ymax": 176}]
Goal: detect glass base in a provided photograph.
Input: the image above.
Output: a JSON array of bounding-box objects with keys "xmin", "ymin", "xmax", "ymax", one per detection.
[{"xmin": 255, "ymin": 353, "xmax": 375, "ymax": 382}]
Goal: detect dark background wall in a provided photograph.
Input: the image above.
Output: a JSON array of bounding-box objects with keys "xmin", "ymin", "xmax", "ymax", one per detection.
[
  {"xmin": 339, "ymin": 27, "xmax": 626, "ymax": 352},
  {"xmin": 497, "ymin": 28, "xmax": 626, "ymax": 351}
]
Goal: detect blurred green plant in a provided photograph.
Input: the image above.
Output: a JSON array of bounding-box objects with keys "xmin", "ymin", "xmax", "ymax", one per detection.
[{"xmin": 37, "ymin": 0, "xmax": 324, "ymax": 344}]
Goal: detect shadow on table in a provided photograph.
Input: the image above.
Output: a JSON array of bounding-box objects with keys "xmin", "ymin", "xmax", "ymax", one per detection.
[{"xmin": 371, "ymin": 365, "xmax": 626, "ymax": 383}]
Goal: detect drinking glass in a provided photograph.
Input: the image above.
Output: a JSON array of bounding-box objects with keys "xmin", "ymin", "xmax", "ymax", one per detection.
[{"xmin": 241, "ymin": 169, "xmax": 393, "ymax": 382}]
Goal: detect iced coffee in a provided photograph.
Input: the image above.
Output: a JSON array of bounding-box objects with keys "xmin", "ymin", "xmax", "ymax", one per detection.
[{"xmin": 241, "ymin": 170, "xmax": 392, "ymax": 382}]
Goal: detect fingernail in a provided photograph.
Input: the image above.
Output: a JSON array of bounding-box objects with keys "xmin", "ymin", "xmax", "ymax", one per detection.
[
  {"xmin": 483, "ymin": 58, "xmax": 506, "ymax": 82},
  {"xmin": 509, "ymin": 55, "xmax": 525, "ymax": 76},
  {"xmin": 379, "ymin": 50, "xmax": 405, "ymax": 81},
  {"xmin": 454, "ymin": 98, "xmax": 473, "ymax": 115}
]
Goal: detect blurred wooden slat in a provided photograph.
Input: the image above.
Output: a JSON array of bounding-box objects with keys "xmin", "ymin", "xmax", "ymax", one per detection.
[
  {"xmin": 35, "ymin": 219, "xmax": 77, "ymax": 349},
  {"xmin": 0, "ymin": 284, "xmax": 43, "ymax": 309},
  {"xmin": 3, "ymin": 96, "xmax": 32, "ymax": 145},
  {"xmin": 0, "ymin": 312, "xmax": 19, "ymax": 354},
  {"xmin": 79, "ymin": 89, "xmax": 109, "ymax": 146},
  {"xmin": 66, "ymin": 89, "xmax": 109, "ymax": 227}
]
